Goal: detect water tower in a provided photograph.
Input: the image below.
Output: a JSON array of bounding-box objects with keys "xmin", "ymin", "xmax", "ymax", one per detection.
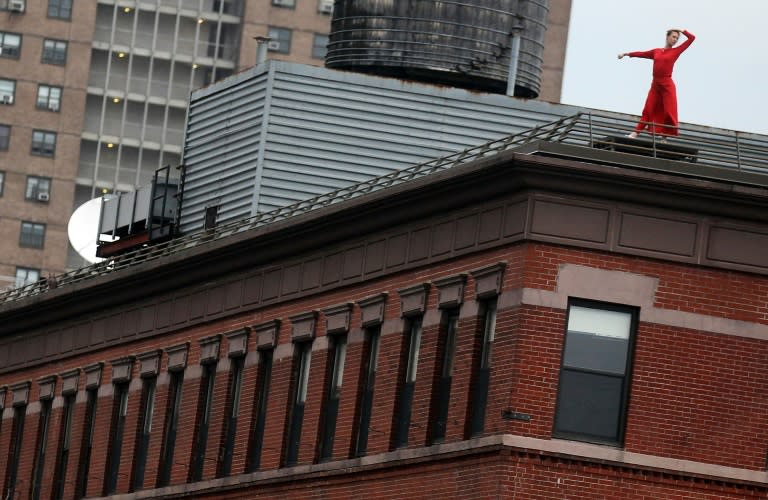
[{"xmin": 325, "ymin": 0, "xmax": 549, "ymax": 98}]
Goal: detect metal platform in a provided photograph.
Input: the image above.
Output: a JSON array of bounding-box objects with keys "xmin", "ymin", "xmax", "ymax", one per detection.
[{"xmin": 593, "ymin": 135, "xmax": 698, "ymax": 163}]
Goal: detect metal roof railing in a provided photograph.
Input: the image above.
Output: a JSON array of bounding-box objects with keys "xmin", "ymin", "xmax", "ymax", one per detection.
[{"xmin": 2, "ymin": 111, "xmax": 767, "ymax": 305}]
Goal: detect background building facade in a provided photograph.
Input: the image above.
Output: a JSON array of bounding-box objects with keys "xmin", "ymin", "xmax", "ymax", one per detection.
[{"xmin": 0, "ymin": 0, "xmax": 572, "ymax": 287}]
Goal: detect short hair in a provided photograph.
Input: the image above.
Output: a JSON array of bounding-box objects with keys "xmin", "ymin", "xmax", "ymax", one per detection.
[{"xmin": 666, "ymin": 29, "xmax": 681, "ymax": 37}]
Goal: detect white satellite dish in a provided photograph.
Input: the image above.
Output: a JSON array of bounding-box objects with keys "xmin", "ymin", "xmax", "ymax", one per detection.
[{"xmin": 68, "ymin": 197, "xmax": 116, "ymax": 264}]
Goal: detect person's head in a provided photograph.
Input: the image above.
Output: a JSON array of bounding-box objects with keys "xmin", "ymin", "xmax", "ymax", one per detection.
[{"xmin": 665, "ymin": 30, "xmax": 681, "ymax": 48}]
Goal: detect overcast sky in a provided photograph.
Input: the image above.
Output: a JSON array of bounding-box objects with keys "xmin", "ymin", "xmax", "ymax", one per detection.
[{"xmin": 560, "ymin": 0, "xmax": 767, "ymax": 135}]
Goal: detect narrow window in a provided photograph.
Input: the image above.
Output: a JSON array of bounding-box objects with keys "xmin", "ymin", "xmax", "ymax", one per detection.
[
  {"xmin": 312, "ymin": 33, "xmax": 328, "ymax": 59},
  {"xmin": 157, "ymin": 371, "xmax": 184, "ymax": 487},
  {"xmin": 247, "ymin": 349, "xmax": 273, "ymax": 472},
  {"xmin": 467, "ymin": 298, "xmax": 497, "ymax": 438},
  {"xmin": 131, "ymin": 377, "xmax": 156, "ymax": 491},
  {"xmin": 353, "ymin": 326, "xmax": 380, "ymax": 457},
  {"xmin": 318, "ymin": 334, "xmax": 347, "ymax": 461},
  {"xmin": 392, "ymin": 317, "xmax": 423, "ymax": 449},
  {"xmin": 31, "ymin": 130, "xmax": 57, "ymax": 157},
  {"xmin": 26, "ymin": 175, "xmax": 52, "ymax": 202},
  {"xmin": 42, "ymin": 39, "xmax": 68, "ymax": 65},
  {"xmin": 36, "ymin": 84, "xmax": 62, "ymax": 112},
  {"xmin": 0, "ymin": 124, "xmax": 9, "ymax": 150},
  {"xmin": 53, "ymin": 394, "xmax": 75, "ymax": 500},
  {"xmin": 553, "ymin": 300, "xmax": 638, "ymax": 445},
  {"xmin": 0, "ymin": 32, "xmax": 21, "ymax": 59},
  {"xmin": 219, "ymin": 357, "xmax": 244, "ymax": 476},
  {"xmin": 4, "ymin": 405, "xmax": 27, "ymax": 500},
  {"xmin": 429, "ymin": 308, "xmax": 460, "ymax": 444},
  {"xmin": 105, "ymin": 383, "xmax": 129, "ymax": 495},
  {"xmin": 203, "ymin": 205, "xmax": 218, "ymax": 230},
  {"xmin": 48, "ymin": 0, "xmax": 73, "ymax": 20},
  {"xmin": 20, "ymin": 221, "xmax": 46, "ymax": 248},
  {"xmin": 30, "ymin": 398, "xmax": 53, "ymax": 500},
  {"xmin": 0, "ymin": 78, "xmax": 15, "ymax": 104},
  {"xmin": 190, "ymin": 363, "xmax": 215, "ymax": 481},
  {"xmin": 75, "ymin": 388, "xmax": 98, "ymax": 498},
  {"xmin": 284, "ymin": 341, "xmax": 312, "ymax": 466}
]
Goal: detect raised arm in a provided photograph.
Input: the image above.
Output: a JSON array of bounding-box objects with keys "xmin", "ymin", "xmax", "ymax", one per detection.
[{"xmin": 677, "ymin": 30, "xmax": 695, "ymax": 52}]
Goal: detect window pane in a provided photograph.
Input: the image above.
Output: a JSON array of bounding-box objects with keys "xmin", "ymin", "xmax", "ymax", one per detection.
[
  {"xmin": 0, "ymin": 125, "xmax": 9, "ymax": 150},
  {"xmin": 554, "ymin": 369, "xmax": 624, "ymax": 442},
  {"xmin": 563, "ymin": 306, "xmax": 632, "ymax": 374}
]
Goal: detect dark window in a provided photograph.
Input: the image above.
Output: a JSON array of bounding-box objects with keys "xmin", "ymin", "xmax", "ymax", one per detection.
[
  {"xmin": 42, "ymin": 38, "xmax": 67, "ymax": 65},
  {"xmin": 318, "ymin": 334, "xmax": 347, "ymax": 461},
  {"xmin": 0, "ymin": 171, "xmax": 3, "ymax": 197},
  {"xmin": 20, "ymin": 221, "xmax": 46, "ymax": 248},
  {"xmin": 267, "ymin": 27, "xmax": 292, "ymax": 54},
  {"xmin": 75, "ymin": 388, "xmax": 98, "ymax": 498},
  {"xmin": 53, "ymin": 394, "xmax": 75, "ymax": 500},
  {"xmin": 0, "ymin": 78, "xmax": 15, "ymax": 104},
  {"xmin": 203, "ymin": 205, "xmax": 218, "ymax": 230},
  {"xmin": 392, "ymin": 316, "xmax": 423, "ymax": 449},
  {"xmin": 553, "ymin": 300, "xmax": 638, "ymax": 445},
  {"xmin": 191, "ymin": 363, "xmax": 216, "ymax": 481},
  {"xmin": 37, "ymin": 84, "xmax": 62, "ymax": 112},
  {"xmin": 283, "ymin": 341, "xmax": 312, "ymax": 466},
  {"xmin": 312, "ymin": 33, "xmax": 328, "ymax": 59},
  {"xmin": 15, "ymin": 266, "xmax": 40, "ymax": 288},
  {"xmin": 131, "ymin": 377, "xmax": 156, "ymax": 491},
  {"xmin": 31, "ymin": 399, "xmax": 53, "ymax": 500},
  {"xmin": 429, "ymin": 308, "xmax": 459, "ymax": 444},
  {"xmin": 48, "ymin": 0, "xmax": 72, "ymax": 19},
  {"xmin": 0, "ymin": 31, "xmax": 21, "ymax": 59},
  {"xmin": 158, "ymin": 371, "xmax": 184, "ymax": 487},
  {"xmin": 4, "ymin": 405, "xmax": 27, "ymax": 500},
  {"xmin": 31, "ymin": 130, "xmax": 57, "ymax": 157},
  {"xmin": 466, "ymin": 298, "xmax": 496, "ymax": 438},
  {"xmin": 219, "ymin": 357, "xmax": 244, "ymax": 477},
  {"xmin": 353, "ymin": 326, "xmax": 380, "ymax": 457},
  {"xmin": 247, "ymin": 349, "xmax": 273, "ymax": 472},
  {"xmin": 0, "ymin": 124, "xmax": 9, "ymax": 150},
  {"xmin": 26, "ymin": 176, "xmax": 52, "ymax": 202},
  {"xmin": 105, "ymin": 383, "xmax": 129, "ymax": 495},
  {"xmin": 272, "ymin": 0, "xmax": 295, "ymax": 8}
]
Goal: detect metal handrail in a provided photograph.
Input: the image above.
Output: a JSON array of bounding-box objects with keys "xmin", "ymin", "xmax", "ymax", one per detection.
[{"xmin": 2, "ymin": 111, "xmax": 767, "ymax": 305}]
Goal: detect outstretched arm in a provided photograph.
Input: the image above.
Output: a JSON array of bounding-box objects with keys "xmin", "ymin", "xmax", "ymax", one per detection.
[{"xmin": 618, "ymin": 49, "xmax": 654, "ymax": 60}]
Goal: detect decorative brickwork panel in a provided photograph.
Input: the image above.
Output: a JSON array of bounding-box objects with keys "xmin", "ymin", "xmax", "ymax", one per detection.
[
  {"xmin": 111, "ymin": 356, "xmax": 135, "ymax": 383},
  {"xmin": 359, "ymin": 293, "xmax": 387, "ymax": 327},
  {"xmin": 137, "ymin": 350, "xmax": 162, "ymax": 378},
  {"xmin": 11, "ymin": 381, "xmax": 30, "ymax": 406},
  {"xmin": 166, "ymin": 343, "xmax": 189, "ymax": 372},
  {"xmin": 324, "ymin": 303, "xmax": 352, "ymax": 334},
  {"xmin": 398, "ymin": 282, "xmax": 430, "ymax": 317},
  {"xmin": 200, "ymin": 335, "xmax": 221, "ymax": 364},
  {"xmin": 226, "ymin": 327, "xmax": 250, "ymax": 358},
  {"xmin": 471, "ymin": 262, "xmax": 507, "ymax": 299},
  {"xmin": 61, "ymin": 368, "xmax": 80, "ymax": 395},
  {"xmin": 255, "ymin": 320, "xmax": 280, "ymax": 350},
  {"xmin": 38, "ymin": 376, "xmax": 56, "ymax": 400},
  {"xmin": 434, "ymin": 274, "xmax": 467, "ymax": 309},
  {"xmin": 84, "ymin": 362, "xmax": 103, "ymax": 389},
  {"xmin": 290, "ymin": 311, "xmax": 317, "ymax": 341}
]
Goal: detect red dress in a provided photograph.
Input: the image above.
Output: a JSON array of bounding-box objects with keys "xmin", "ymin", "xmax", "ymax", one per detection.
[{"xmin": 629, "ymin": 30, "xmax": 695, "ymax": 136}]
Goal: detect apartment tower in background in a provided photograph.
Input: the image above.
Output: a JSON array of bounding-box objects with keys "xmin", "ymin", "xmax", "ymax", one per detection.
[{"xmin": 0, "ymin": 0, "xmax": 571, "ymax": 288}]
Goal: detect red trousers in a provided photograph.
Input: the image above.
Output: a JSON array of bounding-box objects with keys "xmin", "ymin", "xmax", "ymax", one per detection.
[{"xmin": 635, "ymin": 77, "xmax": 679, "ymax": 136}]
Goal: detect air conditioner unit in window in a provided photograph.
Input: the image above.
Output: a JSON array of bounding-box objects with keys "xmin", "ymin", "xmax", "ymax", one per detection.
[
  {"xmin": 318, "ymin": 0, "xmax": 333, "ymax": 14},
  {"xmin": 37, "ymin": 192, "xmax": 50, "ymax": 202},
  {"xmin": 272, "ymin": 0, "xmax": 292, "ymax": 6},
  {"xmin": 0, "ymin": 94, "xmax": 13, "ymax": 105},
  {"xmin": 48, "ymin": 103, "xmax": 59, "ymax": 111},
  {"xmin": 9, "ymin": 0, "xmax": 25, "ymax": 13},
  {"xmin": 267, "ymin": 41, "xmax": 281, "ymax": 51}
]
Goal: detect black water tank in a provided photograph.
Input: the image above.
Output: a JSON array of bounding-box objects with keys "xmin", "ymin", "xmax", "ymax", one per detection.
[{"xmin": 325, "ymin": 0, "xmax": 549, "ymax": 98}]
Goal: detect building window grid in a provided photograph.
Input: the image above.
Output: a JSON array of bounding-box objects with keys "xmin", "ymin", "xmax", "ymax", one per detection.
[
  {"xmin": 48, "ymin": 0, "xmax": 73, "ymax": 20},
  {"xmin": 0, "ymin": 78, "xmax": 15, "ymax": 104},
  {"xmin": 0, "ymin": 31, "xmax": 21, "ymax": 59},
  {"xmin": 267, "ymin": 27, "xmax": 292, "ymax": 54},
  {"xmin": 53, "ymin": 393, "xmax": 76, "ymax": 500},
  {"xmin": 553, "ymin": 300, "xmax": 638, "ymax": 446},
  {"xmin": 31, "ymin": 398, "xmax": 53, "ymax": 500},
  {"xmin": 26, "ymin": 175, "xmax": 52, "ymax": 202},
  {"xmin": 15, "ymin": 266, "xmax": 40, "ymax": 287},
  {"xmin": 37, "ymin": 84, "xmax": 62, "ymax": 112},
  {"xmin": 312, "ymin": 33, "xmax": 328, "ymax": 59},
  {"xmin": 31, "ymin": 130, "xmax": 57, "ymax": 157},
  {"xmin": 42, "ymin": 38, "xmax": 67, "ymax": 65}
]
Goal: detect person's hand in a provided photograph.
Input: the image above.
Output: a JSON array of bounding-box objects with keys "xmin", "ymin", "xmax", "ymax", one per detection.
[{"xmin": 618, "ymin": 53, "xmax": 627, "ymax": 59}]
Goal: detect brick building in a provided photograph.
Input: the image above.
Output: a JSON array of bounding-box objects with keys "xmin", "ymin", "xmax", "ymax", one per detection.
[{"xmin": 1, "ymin": 122, "xmax": 768, "ymax": 498}]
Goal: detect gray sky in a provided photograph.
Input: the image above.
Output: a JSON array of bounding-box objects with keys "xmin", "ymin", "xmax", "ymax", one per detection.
[{"xmin": 561, "ymin": 0, "xmax": 767, "ymax": 135}]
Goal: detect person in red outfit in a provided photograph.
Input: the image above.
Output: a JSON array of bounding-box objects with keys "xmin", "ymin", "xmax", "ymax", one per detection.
[{"xmin": 618, "ymin": 29, "xmax": 695, "ymax": 138}]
